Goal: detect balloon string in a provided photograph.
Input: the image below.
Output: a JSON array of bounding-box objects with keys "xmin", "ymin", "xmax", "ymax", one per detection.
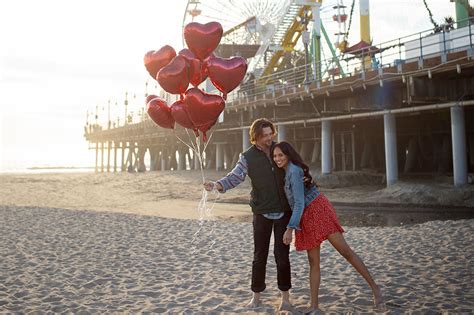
[
  {"xmin": 202, "ymin": 131, "xmax": 214, "ymax": 154},
  {"xmin": 184, "ymin": 129, "xmax": 199, "ymax": 153},
  {"xmin": 192, "ymin": 132, "xmax": 219, "ymax": 252},
  {"xmin": 201, "ymin": 132, "xmax": 219, "ymax": 250},
  {"xmin": 175, "ymin": 128, "xmax": 212, "ymax": 183},
  {"xmin": 195, "ymin": 136, "xmax": 206, "ymax": 183},
  {"xmin": 191, "ymin": 188, "xmax": 219, "ymax": 250},
  {"xmin": 173, "ymin": 130, "xmax": 195, "ymax": 153},
  {"xmin": 173, "ymin": 128, "xmax": 219, "ymax": 252},
  {"xmin": 174, "ymin": 129, "xmax": 205, "ymax": 181}
]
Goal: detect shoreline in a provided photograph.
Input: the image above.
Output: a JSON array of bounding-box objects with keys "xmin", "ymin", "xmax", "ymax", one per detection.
[{"xmin": 1, "ymin": 170, "xmax": 473, "ymax": 227}]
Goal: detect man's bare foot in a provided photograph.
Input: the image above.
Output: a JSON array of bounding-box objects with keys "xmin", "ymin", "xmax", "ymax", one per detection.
[
  {"xmin": 278, "ymin": 291, "xmax": 292, "ymax": 311},
  {"xmin": 278, "ymin": 300, "xmax": 292, "ymax": 311},
  {"xmin": 373, "ymin": 286, "xmax": 385, "ymax": 310},
  {"xmin": 246, "ymin": 293, "xmax": 261, "ymax": 308}
]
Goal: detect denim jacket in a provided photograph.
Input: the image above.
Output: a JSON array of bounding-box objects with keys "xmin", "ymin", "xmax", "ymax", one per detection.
[{"xmin": 284, "ymin": 162, "xmax": 320, "ymax": 230}]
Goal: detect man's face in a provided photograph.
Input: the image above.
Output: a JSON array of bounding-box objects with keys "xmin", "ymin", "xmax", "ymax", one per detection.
[{"xmin": 255, "ymin": 126, "xmax": 274, "ymax": 149}]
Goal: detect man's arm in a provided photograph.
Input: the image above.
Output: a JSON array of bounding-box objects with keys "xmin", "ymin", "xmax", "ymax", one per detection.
[{"xmin": 203, "ymin": 154, "xmax": 248, "ymax": 193}]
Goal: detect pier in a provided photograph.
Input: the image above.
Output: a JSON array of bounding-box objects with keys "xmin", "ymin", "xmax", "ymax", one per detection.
[{"xmin": 85, "ymin": 7, "xmax": 474, "ymax": 187}]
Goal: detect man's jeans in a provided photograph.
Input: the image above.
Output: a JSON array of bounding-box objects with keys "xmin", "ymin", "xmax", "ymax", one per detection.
[{"xmin": 251, "ymin": 211, "xmax": 292, "ymax": 292}]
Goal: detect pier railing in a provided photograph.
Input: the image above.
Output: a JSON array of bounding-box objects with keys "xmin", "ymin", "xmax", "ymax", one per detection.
[{"xmin": 226, "ymin": 17, "xmax": 474, "ymax": 105}]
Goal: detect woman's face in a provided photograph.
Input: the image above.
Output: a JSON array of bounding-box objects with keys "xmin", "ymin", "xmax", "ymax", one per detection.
[{"xmin": 273, "ymin": 146, "xmax": 289, "ymax": 169}]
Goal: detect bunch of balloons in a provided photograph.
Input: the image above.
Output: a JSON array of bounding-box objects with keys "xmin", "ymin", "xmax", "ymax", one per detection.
[{"xmin": 144, "ymin": 21, "xmax": 248, "ymax": 142}]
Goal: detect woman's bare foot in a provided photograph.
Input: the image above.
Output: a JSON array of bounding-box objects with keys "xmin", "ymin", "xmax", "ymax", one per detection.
[
  {"xmin": 303, "ymin": 307, "xmax": 324, "ymax": 315},
  {"xmin": 246, "ymin": 292, "xmax": 261, "ymax": 308},
  {"xmin": 373, "ymin": 286, "xmax": 385, "ymax": 309}
]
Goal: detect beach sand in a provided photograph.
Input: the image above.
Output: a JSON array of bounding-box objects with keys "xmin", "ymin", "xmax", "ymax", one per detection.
[{"xmin": 1, "ymin": 170, "xmax": 473, "ymax": 313}]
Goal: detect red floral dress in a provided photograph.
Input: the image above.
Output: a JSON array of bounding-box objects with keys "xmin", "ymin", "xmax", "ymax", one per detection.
[{"xmin": 294, "ymin": 193, "xmax": 345, "ymax": 251}]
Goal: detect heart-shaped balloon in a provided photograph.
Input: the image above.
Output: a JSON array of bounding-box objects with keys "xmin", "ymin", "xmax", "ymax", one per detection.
[
  {"xmin": 147, "ymin": 97, "xmax": 175, "ymax": 129},
  {"xmin": 198, "ymin": 118, "xmax": 218, "ymax": 142},
  {"xmin": 144, "ymin": 45, "xmax": 176, "ymax": 80},
  {"xmin": 178, "ymin": 48, "xmax": 196, "ymax": 61},
  {"xmin": 170, "ymin": 100, "xmax": 195, "ymax": 130},
  {"xmin": 184, "ymin": 22, "xmax": 223, "ymax": 60},
  {"xmin": 207, "ymin": 56, "xmax": 248, "ymax": 99},
  {"xmin": 201, "ymin": 53, "xmax": 216, "ymax": 77},
  {"xmin": 145, "ymin": 94, "xmax": 159, "ymax": 106},
  {"xmin": 157, "ymin": 55, "xmax": 190, "ymax": 98},
  {"xmin": 178, "ymin": 49, "xmax": 207, "ymax": 87},
  {"xmin": 184, "ymin": 88, "xmax": 225, "ymax": 129}
]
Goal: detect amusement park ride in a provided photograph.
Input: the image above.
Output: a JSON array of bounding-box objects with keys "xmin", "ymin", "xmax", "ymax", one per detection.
[
  {"xmin": 183, "ymin": 0, "xmax": 474, "ymax": 83},
  {"xmin": 182, "ymin": 0, "xmax": 371, "ymax": 82}
]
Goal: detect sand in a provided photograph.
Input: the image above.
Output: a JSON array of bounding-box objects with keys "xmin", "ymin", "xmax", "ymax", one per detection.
[{"xmin": 1, "ymin": 170, "xmax": 473, "ymax": 313}]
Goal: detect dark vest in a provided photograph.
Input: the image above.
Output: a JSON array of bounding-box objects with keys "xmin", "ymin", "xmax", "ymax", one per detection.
[{"xmin": 243, "ymin": 145, "xmax": 291, "ymax": 214}]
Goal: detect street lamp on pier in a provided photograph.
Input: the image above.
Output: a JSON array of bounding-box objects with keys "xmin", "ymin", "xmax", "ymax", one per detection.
[
  {"xmin": 124, "ymin": 91, "xmax": 129, "ymax": 125},
  {"xmin": 133, "ymin": 93, "xmax": 137, "ymax": 123},
  {"xmin": 115, "ymin": 101, "xmax": 119, "ymax": 126},
  {"xmin": 107, "ymin": 99, "xmax": 111, "ymax": 129}
]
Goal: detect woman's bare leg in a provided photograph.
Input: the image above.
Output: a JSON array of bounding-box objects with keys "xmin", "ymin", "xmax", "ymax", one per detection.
[
  {"xmin": 307, "ymin": 246, "xmax": 321, "ymax": 310},
  {"xmin": 326, "ymin": 232, "xmax": 383, "ymax": 307}
]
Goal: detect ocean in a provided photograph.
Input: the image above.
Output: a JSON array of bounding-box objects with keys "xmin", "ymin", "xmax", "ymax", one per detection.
[{"xmin": 0, "ymin": 166, "xmax": 95, "ymax": 174}]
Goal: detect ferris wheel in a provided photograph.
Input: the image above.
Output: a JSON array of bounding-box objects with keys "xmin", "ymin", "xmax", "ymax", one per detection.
[
  {"xmin": 182, "ymin": 0, "xmax": 353, "ymax": 78},
  {"xmin": 331, "ymin": 0, "xmax": 350, "ymax": 52},
  {"xmin": 182, "ymin": 0, "xmax": 290, "ymax": 48}
]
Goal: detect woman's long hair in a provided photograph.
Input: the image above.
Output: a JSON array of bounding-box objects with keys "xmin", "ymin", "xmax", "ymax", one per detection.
[{"xmin": 271, "ymin": 141, "xmax": 314, "ymax": 188}]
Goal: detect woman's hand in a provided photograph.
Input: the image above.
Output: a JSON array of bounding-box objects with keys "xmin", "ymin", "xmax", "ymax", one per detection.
[{"xmin": 283, "ymin": 228, "xmax": 293, "ymax": 245}]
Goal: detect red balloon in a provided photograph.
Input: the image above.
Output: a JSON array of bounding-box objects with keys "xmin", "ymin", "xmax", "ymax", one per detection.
[
  {"xmin": 201, "ymin": 53, "xmax": 216, "ymax": 76},
  {"xmin": 170, "ymin": 100, "xmax": 195, "ymax": 130},
  {"xmin": 184, "ymin": 88, "xmax": 225, "ymax": 131},
  {"xmin": 179, "ymin": 49, "xmax": 208, "ymax": 87},
  {"xmin": 145, "ymin": 94, "xmax": 159, "ymax": 106},
  {"xmin": 147, "ymin": 97, "xmax": 175, "ymax": 129},
  {"xmin": 207, "ymin": 56, "xmax": 248, "ymax": 99},
  {"xmin": 184, "ymin": 22, "xmax": 223, "ymax": 60},
  {"xmin": 157, "ymin": 55, "xmax": 190, "ymax": 97},
  {"xmin": 178, "ymin": 48, "xmax": 195, "ymax": 60},
  {"xmin": 198, "ymin": 119, "xmax": 218, "ymax": 142},
  {"xmin": 144, "ymin": 45, "xmax": 176, "ymax": 80}
]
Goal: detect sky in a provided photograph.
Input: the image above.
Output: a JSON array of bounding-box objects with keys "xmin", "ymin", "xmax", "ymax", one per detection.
[{"xmin": 0, "ymin": 0, "xmax": 455, "ymax": 171}]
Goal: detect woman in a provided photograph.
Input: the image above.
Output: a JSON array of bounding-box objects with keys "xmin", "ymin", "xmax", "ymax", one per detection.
[{"xmin": 271, "ymin": 141, "xmax": 384, "ymax": 313}]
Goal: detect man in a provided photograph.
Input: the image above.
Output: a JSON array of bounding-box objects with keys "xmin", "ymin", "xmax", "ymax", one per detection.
[{"xmin": 204, "ymin": 118, "xmax": 292, "ymax": 309}]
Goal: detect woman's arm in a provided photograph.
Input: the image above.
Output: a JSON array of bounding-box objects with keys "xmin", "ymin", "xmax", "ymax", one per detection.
[{"xmin": 287, "ymin": 167, "xmax": 305, "ymax": 230}]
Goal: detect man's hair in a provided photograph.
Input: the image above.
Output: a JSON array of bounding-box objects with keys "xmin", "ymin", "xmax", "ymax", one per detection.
[{"xmin": 249, "ymin": 118, "xmax": 277, "ymax": 144}]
